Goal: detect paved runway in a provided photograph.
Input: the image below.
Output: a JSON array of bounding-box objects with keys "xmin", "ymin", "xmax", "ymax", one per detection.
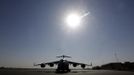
[{"xmin": 0, "ymin": 69, "xmax": 134, "ymax": 75}]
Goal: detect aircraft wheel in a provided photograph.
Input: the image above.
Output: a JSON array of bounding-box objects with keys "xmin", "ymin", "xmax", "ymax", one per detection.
[
  {"xmin": 68, "ymin": 69, "xmax": 71, "ymax": 72},
  {"xmin": 56, "ymin": 69, "xmax": 59, "ymax": 73}
]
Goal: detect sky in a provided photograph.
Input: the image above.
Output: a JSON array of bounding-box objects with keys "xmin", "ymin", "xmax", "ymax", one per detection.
[{"xmin": 0, "ymin": 0, "xmax": 134, "ymax": 68}]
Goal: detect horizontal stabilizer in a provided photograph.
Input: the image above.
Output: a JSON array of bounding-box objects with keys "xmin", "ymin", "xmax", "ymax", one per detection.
[{"xmin": 56, "ymin": 55, "xmax": 71, "ymax": 59}]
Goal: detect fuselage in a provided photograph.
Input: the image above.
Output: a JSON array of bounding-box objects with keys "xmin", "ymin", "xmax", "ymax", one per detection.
[{"xmin": 56, "ymin": 59, "xmax": 70, "ymax": 72}]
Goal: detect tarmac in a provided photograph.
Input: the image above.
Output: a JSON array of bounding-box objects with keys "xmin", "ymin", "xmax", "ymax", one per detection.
[{"xmin": 0, "ymin": 69, "xmax": 134, "ymax": 75}]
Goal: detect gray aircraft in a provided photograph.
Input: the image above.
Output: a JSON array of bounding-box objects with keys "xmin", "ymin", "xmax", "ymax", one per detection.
[{"xmin": 34, "ymin": 55, "xmax": 92, "ymax": 73}]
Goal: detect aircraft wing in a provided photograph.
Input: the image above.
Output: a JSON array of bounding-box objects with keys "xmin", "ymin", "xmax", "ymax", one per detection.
[
  {"xmin": 66, "ymin": 60, "xmax": 92, "ymax": 68},
  {"xmin": 45, "ymin": 60, "xmax": 60, "ymax": 64},
  {"xmin": 34, "ymin": 60, "xmax": 60, "ymax": 68},
  {"xmin": 67, "ymin": 60, "xmax": 89, "ymax": 65}
]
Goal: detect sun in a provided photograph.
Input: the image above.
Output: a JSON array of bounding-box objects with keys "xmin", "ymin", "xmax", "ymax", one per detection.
[{"xmin": 66, "ymin": 13, "xmax": 81, "ymax": 29}]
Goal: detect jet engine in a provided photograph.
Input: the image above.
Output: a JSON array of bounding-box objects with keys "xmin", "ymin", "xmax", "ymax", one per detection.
[
  {"xmin": 49, "ymin": 63, "xmax": 54, "ymax": 67},
  {"xmin": 81, "ymin": 64, "xmax": 85, "ymax": 69},
  {"xmin": 73, "ymin": 63, "xmax": 78, "ymax": 67},
  {"xmin": 40, "ymin": 63, "xmax": 45, "ymax": 68}
]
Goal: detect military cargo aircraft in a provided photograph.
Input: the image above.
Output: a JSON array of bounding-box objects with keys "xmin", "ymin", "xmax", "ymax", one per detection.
[{"xmin": 34, "ymin": 55, "xmax": 92, "ymax": 73}]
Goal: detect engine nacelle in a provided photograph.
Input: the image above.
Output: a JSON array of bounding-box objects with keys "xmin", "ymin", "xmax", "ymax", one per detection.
[
  {"xmin": 40, "ymin": 63, "xmax": 45, "ymax": 68},
  {"xmin": 73, "ymin": 63, "xmax": 77, "ymax": 67},
  {"xmin": 81, "ymin": 64, "xmax": 85, "ymax": 69},
  {"xmin": 49, "ymin": 63, "xmax": 54, "ymax": 67}
]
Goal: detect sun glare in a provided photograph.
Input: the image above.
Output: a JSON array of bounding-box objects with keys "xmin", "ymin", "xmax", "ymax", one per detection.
[{"xmin": 66, "ymin": 13, "xmax": 81, "ymax": 29}]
